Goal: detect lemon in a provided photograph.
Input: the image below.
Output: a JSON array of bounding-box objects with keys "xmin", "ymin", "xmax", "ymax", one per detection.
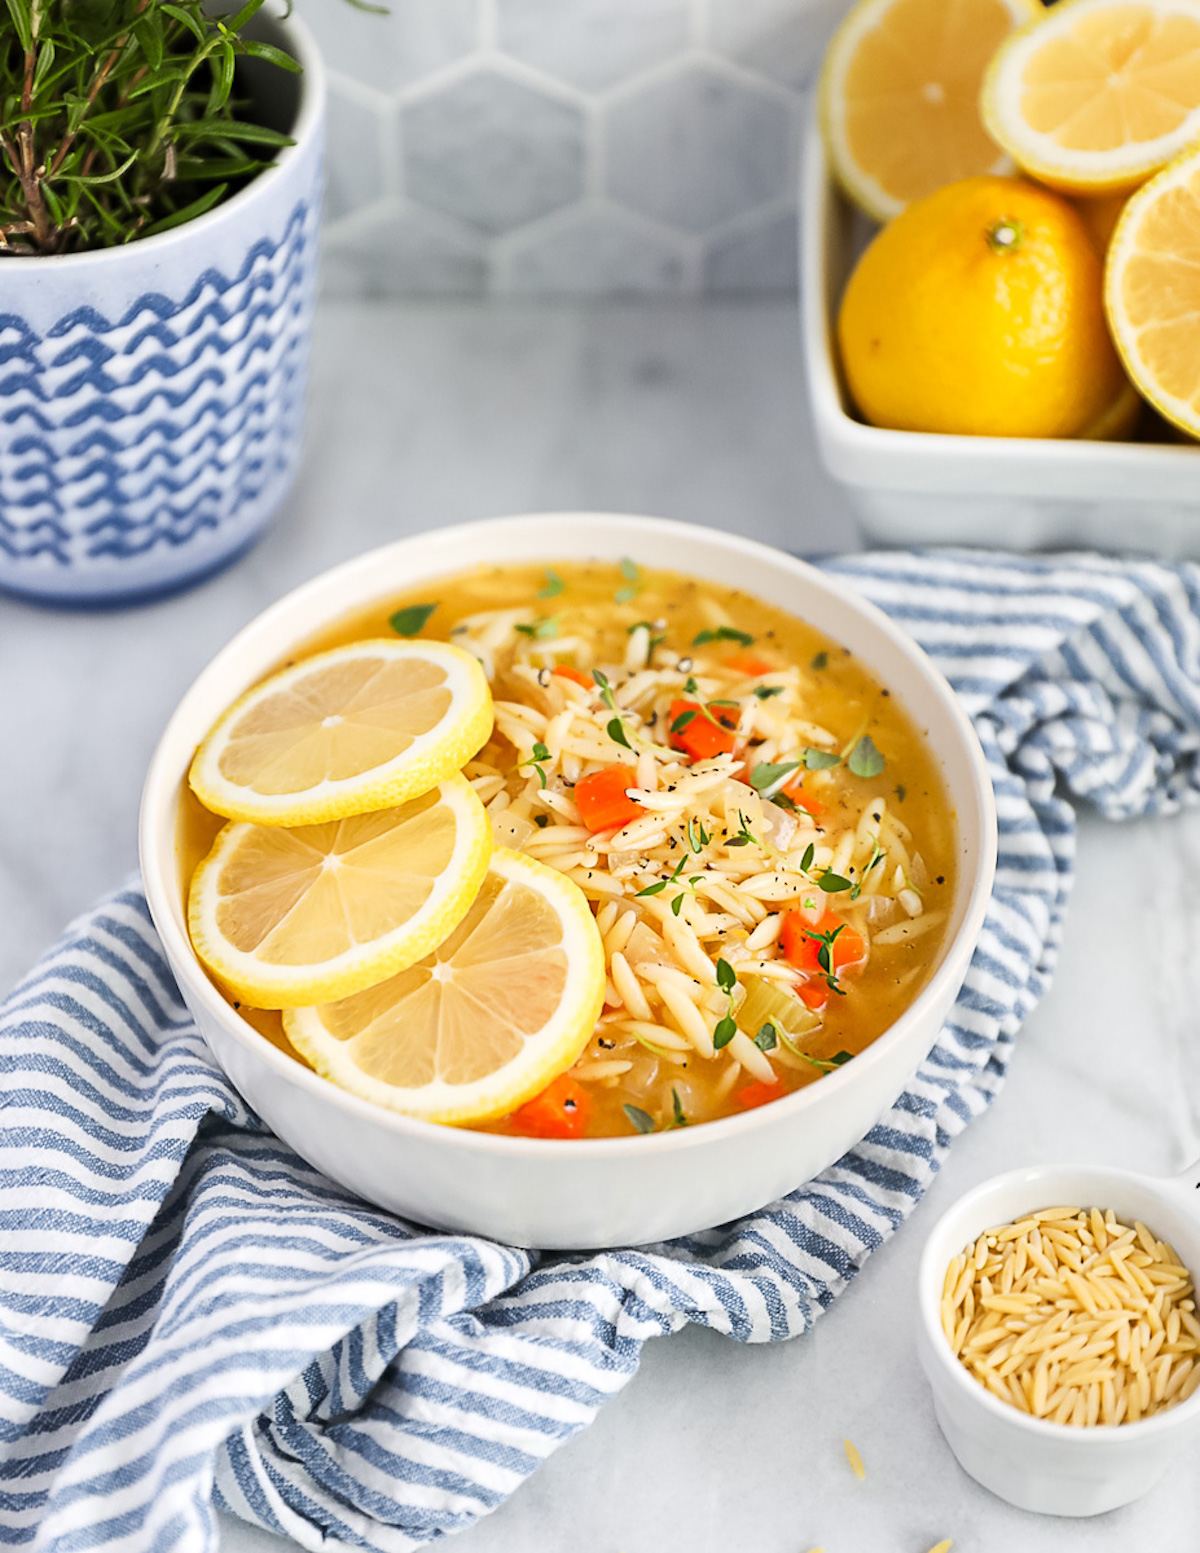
[
  {"xmin": 283, "ymin": 849, "xmax": 606, "ymax": 1125},
  {"xmin": 983, "ymin": 0, "xmax": 1200, "ymax": 195},
  {"xmin": 1106, "ymin": 146, "xmax": 1200, "ymax": 439},
  {"xmin": 837, "ymin": 176, "xmax": 1127, "ymax": 437},
  {"xmin": 819, "ymin": 0, "xmax": 1039, "ymax": 222},
  {"xmin": 190, "ymin": 639, "xmax": 493, "ymax": 826},
  {"xmin": 188, "ymin": 774, "xmax": 492, "ymax": 1008}
]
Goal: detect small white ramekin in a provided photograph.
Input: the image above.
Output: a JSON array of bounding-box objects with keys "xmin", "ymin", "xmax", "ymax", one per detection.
[
  {"xmin": 140, "ymin": 512, "xmax": 996, "ymax": 1250},
  {"xmin": 917, "ymin": 1162, "xmax": 1200, "ymax": 1516},
  {"xmin": 799, "ymin": 105, "xmax": 1200, "ymax": 557}
]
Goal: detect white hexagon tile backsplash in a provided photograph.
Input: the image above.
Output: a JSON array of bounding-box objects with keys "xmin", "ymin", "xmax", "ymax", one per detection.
[{"xmin": 305, "ymin": 0, "xmax": 850, "ymax": 295}]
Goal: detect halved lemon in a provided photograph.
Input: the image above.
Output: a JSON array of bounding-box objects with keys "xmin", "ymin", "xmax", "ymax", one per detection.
[
  {"xmin": 283, "ymin": 849, "xmax": 605, "ymax": 1125},
  {"xmin": 820, "ymin": 0, "xmax": 1039, "ymax": 222},
  {"xmin": 983, "ymin": 0, "xmax": 1200, "ymax": 194},
  {"xmin": 188, "ymin": 774, "xmax": 492, "ymax": 1008},
  {"xmin": 1105, "ymin": 146, "xmax": 1200, "ymax": 438},
  {"xmin": 190, "ymin": 639, "xmax": 493, "ymax": 825}
]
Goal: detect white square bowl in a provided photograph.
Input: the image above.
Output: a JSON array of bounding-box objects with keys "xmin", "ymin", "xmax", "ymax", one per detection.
[{"xmin": 799, "ymin": 105, "xmax": 1200, "ymax": 557}]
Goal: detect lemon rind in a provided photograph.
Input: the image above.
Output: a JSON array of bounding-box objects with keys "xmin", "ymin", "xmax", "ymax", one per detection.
[
  {"xmin": 188, "ymin": 773, "xmax": 494, "ymax": 1008},
  {"xmin": 1104, "ymin": 148, "xmax": 1200, "ymax": 441},
  {"xmin": 982, "ymin": 0, "xmax": 1200, "ymax": 195},
  {"xmin": 189, "ymin": 638, "xmax": 494, "ymax": 826},
  {"xmin": 820, "ymin": 0, "xmax": 1036, "ymax": 223},
  {"xmin": 282, "ymin": 849, "xmax": 606, "ymax": 1126}
]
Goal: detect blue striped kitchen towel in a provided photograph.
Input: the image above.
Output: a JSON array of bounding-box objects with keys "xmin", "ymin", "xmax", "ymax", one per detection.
[{"xmin": 6, "ymin": 549, "xmax": 1200, "ymax": 1553}]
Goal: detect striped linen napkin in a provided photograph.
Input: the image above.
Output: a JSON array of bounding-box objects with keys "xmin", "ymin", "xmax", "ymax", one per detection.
[{"xmin": 7, "ymin": 549, "xmax": 1200, "ymax": 1553}]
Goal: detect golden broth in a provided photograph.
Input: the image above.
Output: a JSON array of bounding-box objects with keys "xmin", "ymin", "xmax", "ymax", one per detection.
[{"xmin": 178, "ymin": 560, "xmax": 957, "ymax": 1137}]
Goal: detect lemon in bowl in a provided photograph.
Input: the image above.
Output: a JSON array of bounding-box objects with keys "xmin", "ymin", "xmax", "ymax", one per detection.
[{"xmin": 837, "ymin": 175, "xmax": 1128, "ymax": 438}]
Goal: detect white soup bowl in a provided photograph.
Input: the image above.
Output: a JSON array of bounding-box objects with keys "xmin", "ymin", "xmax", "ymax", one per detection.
[{"xmin": 140, "ymin": 513, "xmax": 996, "ymax": 1249}]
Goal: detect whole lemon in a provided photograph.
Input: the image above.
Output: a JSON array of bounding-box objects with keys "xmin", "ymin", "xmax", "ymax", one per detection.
[{"xmin": 837, "ymin": 176, "xmax": 1127, "ymax": 438}]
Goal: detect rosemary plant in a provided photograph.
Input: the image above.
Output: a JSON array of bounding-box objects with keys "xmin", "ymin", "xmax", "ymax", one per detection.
[{"xmin": 1, "ymin": 0, "xmax": 306, "ymax": 255}]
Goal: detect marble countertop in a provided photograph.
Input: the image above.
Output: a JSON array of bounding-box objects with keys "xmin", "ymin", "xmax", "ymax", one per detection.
[{"xmin": 4, "ymin": 300, "xmax": 1199, "ymax": 1553}]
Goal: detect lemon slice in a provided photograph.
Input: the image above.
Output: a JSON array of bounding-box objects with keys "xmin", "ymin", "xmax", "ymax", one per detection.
[
  {"xmin": 190, "ymin": 639, "xmax": 493, "ymax": 825},
  {"xmin": 983, "ymin": 0, "xmax": 1200, "ymax": 195},
  {"xmin": 1105, "ymin": 147, "xmax": 1200, "ymax": 438},
  {"xmin": 283, "ymin": 849, "xmax": 605, "ymax": 1125},
  {"xmin": 820, "ymin": 0, "xmax": 1038, "ymax": 222},
  {"xmin": 188, "ymin": 774, "xmax": 492, "ymax": 1008}
]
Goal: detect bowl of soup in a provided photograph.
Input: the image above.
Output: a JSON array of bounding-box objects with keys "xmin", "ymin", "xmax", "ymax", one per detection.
[{"xmin": 140, "ymin": 513, "xmax": 996, "ymax": 1248}]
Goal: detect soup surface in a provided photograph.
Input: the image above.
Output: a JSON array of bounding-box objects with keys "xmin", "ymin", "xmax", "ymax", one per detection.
[{"xmin": 180, "ymin": 559, "xmax": 958, "ymax": 1137}]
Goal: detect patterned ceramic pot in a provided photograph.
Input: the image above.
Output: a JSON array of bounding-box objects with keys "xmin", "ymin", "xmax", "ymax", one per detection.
[{"xmin": 0, "ymin": 16, "xmax": 324, "ymax": 606}]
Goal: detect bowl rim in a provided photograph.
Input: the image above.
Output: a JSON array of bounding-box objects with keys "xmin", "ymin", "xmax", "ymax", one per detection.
[
  {"xmin": 140, "ymin": 511, "xmax": 998, "ymax": 1159},
  {"xmin": 916, "ymin": 1163, "xmax": 1200, "ymax": 1443}
]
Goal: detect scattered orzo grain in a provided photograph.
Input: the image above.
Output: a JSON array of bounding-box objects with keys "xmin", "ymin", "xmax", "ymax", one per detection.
[
  {"xmin": 943, "ymin": 1207, "xmax": 1200, "ymax": 1425},
  {"xmin": 843, "ymin": 1437, "xmax": 866, "ymax": 1479}
]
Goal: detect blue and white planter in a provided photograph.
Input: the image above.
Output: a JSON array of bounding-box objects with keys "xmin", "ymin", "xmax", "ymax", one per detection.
[{"xmin": 0, "ymin": 16, "xmax": 325, "ymax": 606}]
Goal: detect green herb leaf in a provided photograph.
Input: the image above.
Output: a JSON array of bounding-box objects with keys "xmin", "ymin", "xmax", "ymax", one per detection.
[
  {"xmin": 538, "ymin": 570, "xmax": 564, "ymax": 598},
  {"xmin": 670, "ymin": 893, "xmax": 684, "ymax": 916},
  {"xmin": 687, "ymin": 818, "xmax": 710, "ymax": 852},
  {"xmin": 831, "ymin": 1049, "xmax": 853, "ymax": 1065},
  {"xmin": 623, "ymin": 1103, "xmax": 655, "ymax": 1134},
  {"xmin": 754, "ymin": 685, "xmax": 785, "ymax": 700},
  {"xmin": 800, "ymin": 842, "xmax": 815, "ymax": 873},
  {"xmin": 749, "ymin": 760, "xmax": 802, "ymax": 795},
  {"xmin": 754, "ymin": 1022, "xmax": 778, "ymax": 1052},
  {"xmin": 895, "ymin": 783, "xmax": 907, "ymax": 803},
  {"xmin": 818, "ymin": 871, "xmax": 852, "ymax": 893},
  {"xmin": 715, "ymin": 957, "xmax": 737, "ymax": 993},
  {"xmin": 607, "ymin": 718, "xmax": 632, "ymax": 750},
  {"xmin": 615, "ymin": 558, "xmax": 641, "ymax": 604},
  {"xmin": 592, "ymin": 669, "xmax": 616, "ymax": 709},
  {"xmin": 692, "ymin": 625, "xmax": 755, "ymax": 648},
  {"xmin": 811, "ymin": 651, "xmax": 828, "ymax": 670},
  {"xmin": 848, "ymin": 735, "xmax": 886, "ymax": 779},
  {"xmin": 671, "ymin": 1088, "xmax": 688, "ymax": 1128},
  {"xmin": 670, "ymin": 708, "xmax": 698, "ymax": 735},
  {"xmin": 515, "ymin": 615, "xmax": 559, "ymax": 640},
  {"xmin": 803, "ymin": 747, "xmax": 841, "ymax": 770},
  {"xmin": 712, "ymin": 1015, "xmax": 737, "ymax": 1051},
  {"xmin": 636, "ymin": 880, "xmax": 667, "ymax": 897},
  {"xmin": 390, "ymin": 602, "xmax": 437, "ymax": 637}
]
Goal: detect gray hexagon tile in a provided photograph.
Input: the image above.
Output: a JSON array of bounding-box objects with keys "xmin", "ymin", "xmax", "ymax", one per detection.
[
  {"xmin": 604, "ymin": 65, "xmax": 791, "ymax": 234},
  {"xmin": 501, "ymin": 210, "xmax": 690, "ymax": 294},
  {"xmin": 707, "ymin": 0, "xmax": 850, "ymax": 91},
  {"xmin": 323, "ymin": 85, "xmax": 387, "ymax": 223},
  {"xmin": 301, "ymin": 0, "xmax": 478, "ymax": 97},
  {"xmin": 704, "ymin": 210, "xmax": 799, "ymax": 293},
  {"xmin": 321, "ymin": 203, "xmax": 488, "ymax": 296},
  {"xmin": 402, "ymin": 71, "xmax": 587, "ymax": 235},
  {"xmin": 497, "ymin": 0, "xmax": 690, "ymax": 93}
]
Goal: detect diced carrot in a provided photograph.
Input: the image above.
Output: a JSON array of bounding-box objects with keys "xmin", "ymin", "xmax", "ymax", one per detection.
[
  {"xmin": 667, "ymin": 699, "xmax": 738, "ymax": 761},
  {"xmin": 724, "ymin": 651, "xmax": 774, "ymax": 677},
  {"xmin": 553, "ymin": 665, "xmax": 592, "ymax": 689},
  {"xmin": 780, "ymin": 909, "xmax": 866, "ymax": 976},
  {"xmin": 782, "ymin": 775, "xmax": 825, "ymax": 816},
  {"xmin": 736, "ymin": 1079, "xmax": 785, "ymax": 1110},
  {"xmin": 509, "ymin": 1074, "xmax": 591, "ymax": 1139},
  {"xmin": 575, "ymin": 763, "xmax": 644, "ymax": 832},
  {"xmin": 799, "ymin": 983, "xmax": 828, "ymax": 1012}
]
